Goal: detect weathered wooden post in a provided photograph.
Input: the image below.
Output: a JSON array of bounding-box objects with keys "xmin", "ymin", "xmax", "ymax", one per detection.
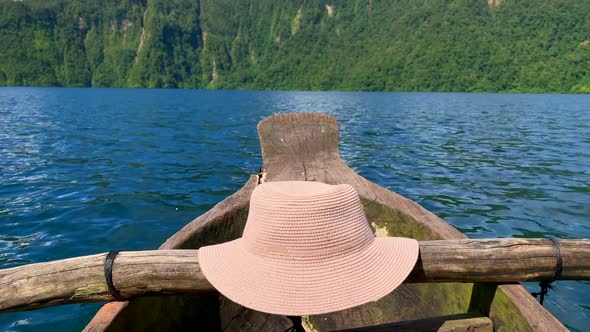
[{"xmin": 1, "ymin": 239, "xmax": 588, "ymax": 312}]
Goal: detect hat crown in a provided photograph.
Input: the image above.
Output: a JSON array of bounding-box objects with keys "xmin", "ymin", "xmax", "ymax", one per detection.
[{"xmin": 242, "ymin": 181, "xmax": 375, "ymax": 260}]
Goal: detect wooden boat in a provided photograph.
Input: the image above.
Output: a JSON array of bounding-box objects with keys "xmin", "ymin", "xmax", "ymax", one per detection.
[{"xmin": 85, "ymin": 113, "xmax": 567, "ymax": 331}]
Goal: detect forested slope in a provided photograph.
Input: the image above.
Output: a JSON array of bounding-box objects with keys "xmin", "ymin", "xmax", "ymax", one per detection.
[{"xmin": 1, "ymin": 0, "xmax": 589, "ymax": 92}]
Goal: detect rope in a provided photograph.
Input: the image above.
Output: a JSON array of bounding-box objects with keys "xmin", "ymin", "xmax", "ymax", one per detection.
[
  {"xmin": 284, "ymin": 316, "xmax": 305, "ymax": 332},
  {"xmin": 531, "ymin": 238, "xmax": 562, "ymax": 306},
  {"xmin": 104, "ymin": 250, "xmax": 127, "ymax": 301}
]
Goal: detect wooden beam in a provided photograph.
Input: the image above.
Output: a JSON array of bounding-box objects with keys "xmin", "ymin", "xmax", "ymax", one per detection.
[
  {"xmin": 1, "ymin": 239, "xmax": 588, "ymax": 312},
  {"xmin": 407, "ymin": 238, "xmax": 590, "ymax": 282},
  {"xmin": 332, "ymin": 313, "xmax": 493, "ymax": 332},
  {"xmin": 0, "ymin": 250, "xmax": 212, "ymax": 313}
]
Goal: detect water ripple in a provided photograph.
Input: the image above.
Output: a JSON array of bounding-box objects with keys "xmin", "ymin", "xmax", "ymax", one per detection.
[{"xmin": 0, "ymin": 88, "xmax": 588, "ymax": 331}]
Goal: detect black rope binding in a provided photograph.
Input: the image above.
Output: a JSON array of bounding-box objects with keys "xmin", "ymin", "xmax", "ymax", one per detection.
[
  {"xmin": 284, "ymin": 316, "xmax": 305, "ymax": 332},
  {"xmin": 531, "ymin": 238, "xmax": 562, "ymax": 306},
  {"xmin": 104, "ymin": 250, "xmax": 126, "ymax": 301}
]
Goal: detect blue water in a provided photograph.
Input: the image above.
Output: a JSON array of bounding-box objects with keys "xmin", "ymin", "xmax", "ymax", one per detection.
[{"xmin": 0, "ymin": 88, "xmax": 588, "ymax": 331}]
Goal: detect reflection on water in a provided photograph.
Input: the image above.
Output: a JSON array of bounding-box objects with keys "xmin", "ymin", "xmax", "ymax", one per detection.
[{"xmin": 0, "ymin": 88, "xmax": 589, "ymax": 331}]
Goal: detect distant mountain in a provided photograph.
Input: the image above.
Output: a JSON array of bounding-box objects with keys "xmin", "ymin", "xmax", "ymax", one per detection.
[{"xmin": 1, "ymin": 0, "xmax": 589, "ymax": 93}]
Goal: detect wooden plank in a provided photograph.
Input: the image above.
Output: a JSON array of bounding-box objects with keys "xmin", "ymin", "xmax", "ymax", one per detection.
[
  {"xmin": 332, "ymin": 313, "xmax": 493, "ymax": 332},
  {"xmin": 1, "ymin": 239, "xmax": 589, "ymax": 312}
]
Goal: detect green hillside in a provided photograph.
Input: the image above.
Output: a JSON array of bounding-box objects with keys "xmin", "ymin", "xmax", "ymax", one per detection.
[{"xmin": 1, "ymin": 0, "xmax": 589, "ymax": 92}]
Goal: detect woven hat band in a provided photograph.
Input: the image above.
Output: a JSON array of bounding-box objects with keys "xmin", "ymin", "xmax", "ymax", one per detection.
[{"xmin": 242, "ymin": 182, "xmax": 375, "ymax": 260}]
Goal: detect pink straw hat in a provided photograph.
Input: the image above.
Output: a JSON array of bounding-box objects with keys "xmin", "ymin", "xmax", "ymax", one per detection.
[{"xmin": 198, "ymin": 181, "xmax": 419, "ymax": 316}]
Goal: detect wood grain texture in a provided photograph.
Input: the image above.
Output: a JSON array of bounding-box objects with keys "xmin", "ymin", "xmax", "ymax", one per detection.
[
  {"xmin": 258, "ymin": 113, "xmax": 462, "ymax": 240},
  {"xmin": 0, "ymin": 250, "xmax": 211, "ymax": 312},
  {"xmin": 2, "ymin": 239, "xmax": 588, "ymax": 312},
  {"xmin": 332, "ymin": 313, "xmax": 493, "ymax": 332},
  {"xmin": 408, "ymin": 238, "xmax": 590, "ymax": 282}
]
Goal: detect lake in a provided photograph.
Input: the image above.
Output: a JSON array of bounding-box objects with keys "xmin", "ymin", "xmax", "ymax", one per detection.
[{"xmin": 1, "ymin": 88, "xmax": 589, "ymax": 331}]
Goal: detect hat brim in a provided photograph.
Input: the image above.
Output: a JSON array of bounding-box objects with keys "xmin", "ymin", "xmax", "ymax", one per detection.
[{"xmin": 198, "ymin": 237, "xmax": 419, "ymax": 316}]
